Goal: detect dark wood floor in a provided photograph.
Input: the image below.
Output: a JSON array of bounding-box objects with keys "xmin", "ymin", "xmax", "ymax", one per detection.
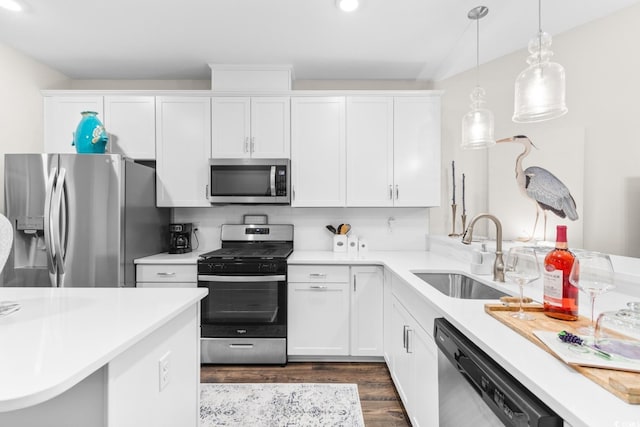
[{"xmin": 201, "ymin": 362, "xmax": 410, "ymax": 427}]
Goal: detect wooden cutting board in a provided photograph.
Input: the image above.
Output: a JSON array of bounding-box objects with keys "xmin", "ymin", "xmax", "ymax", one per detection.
[{"xmin": 485, "ymin": 302, "xmax": 640, "ymax": 404}]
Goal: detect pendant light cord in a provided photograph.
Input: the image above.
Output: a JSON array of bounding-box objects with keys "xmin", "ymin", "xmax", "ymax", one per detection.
[
  {"xmin": 475, "ymin": 15, "xmax": 480, "ymax": 88},
  {"xmin": 537, "ymin": 0, "xmax": 542, "ymax": 62}
]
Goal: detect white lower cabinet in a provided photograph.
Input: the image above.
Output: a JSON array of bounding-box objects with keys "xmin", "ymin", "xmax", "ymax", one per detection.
[
  {"xmin": 350, "ymin": 266, "xmax": 384, "ymax": 356},
  {"xmin": 135, "ymin": 264, "xmax": 197, "ymax": 288},
  {"xmin": 388, "ymin": 275, "xmax": 440, "ymax": 427},
  {"xmin": 287, "ymin": 265, "xmax": 383, "ymax": 358},
  {"xmin": 287, "ymin": 265, "xmax": 350, "ymax": 356}
]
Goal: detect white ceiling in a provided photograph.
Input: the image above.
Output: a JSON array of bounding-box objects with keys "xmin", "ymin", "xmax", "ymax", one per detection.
[{"xmin": 0, "ymin": 0, "xmax": 638, "ymax": 82}]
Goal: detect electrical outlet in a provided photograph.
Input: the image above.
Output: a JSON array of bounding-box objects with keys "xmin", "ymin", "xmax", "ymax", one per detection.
[
  {"xmin": 192, "ymin": 222, "xmax": 200, "ymax": 232},
  {"xmin": 158, "ymin": 351, "xmax": 170, "ymax": 391}
]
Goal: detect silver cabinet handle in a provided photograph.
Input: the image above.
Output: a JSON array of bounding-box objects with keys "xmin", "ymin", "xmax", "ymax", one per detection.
[
  {"xmin": 353, "ymin": 275, "xmax": 357, "ymax": 292},
  {"xmin": 403, "ymin": 325, "xmax": 409, "ymax": 350},
  {"xmin": 395, "ymin": 185, "xmax": 399, "ymax": 200},
  {"xmin": 244, "ymin": 136, "xmax": 249, "ymax": 153},
  {"xmin": 309, "ymin": 273, "xmax": 327, "ymax": 279},
  {"xmin": 309, "ymin": 285, "xmax": 328, "ymax": 290},
  {"xmin": 251, "ymin": 136, "xmax": 255, "ymax": 153},
  {"xmin": 389, "ymin": 185, "xmax": 393, "ymax": 200},
  {"xmin": 406, "ymin": 328, "xmax": 414, "ymax": 354},
  {"xmin": 156, "ymin": 272, "xmax": 176, "ymax": 276}
]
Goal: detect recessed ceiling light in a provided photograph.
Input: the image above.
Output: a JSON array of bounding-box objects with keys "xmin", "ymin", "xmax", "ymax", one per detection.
[
  {"xmin": 0, "ymin": 0, "xmax": 22, "ymax": 12},
  {"xmin": 336, "ymin": 0, "xmax": 359, "ymax": 12}
]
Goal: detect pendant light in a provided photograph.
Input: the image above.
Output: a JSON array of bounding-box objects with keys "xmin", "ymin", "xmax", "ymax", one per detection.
[
  {"xmin": 513, "ymin": 0, "xmax": 567, "ymax": 123},
  {"xmin": 461, "ymin": 6, "xmax": 495, "ymax": 150}
]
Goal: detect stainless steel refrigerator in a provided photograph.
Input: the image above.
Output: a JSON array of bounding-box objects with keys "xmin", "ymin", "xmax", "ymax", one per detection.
[{"xmin": 3, "ymin": 153, "xmax": 170, "ymax": 287}]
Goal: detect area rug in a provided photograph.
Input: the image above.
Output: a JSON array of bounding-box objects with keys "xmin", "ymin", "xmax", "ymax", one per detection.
[{"xmin": 200, "ymin": 383, "xmax": 365, "ymax": 427}]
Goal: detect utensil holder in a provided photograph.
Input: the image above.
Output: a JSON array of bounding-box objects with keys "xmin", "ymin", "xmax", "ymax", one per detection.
[{"xmin": 333, "ymin": 235, "xmax": 347, "ymax": 252}]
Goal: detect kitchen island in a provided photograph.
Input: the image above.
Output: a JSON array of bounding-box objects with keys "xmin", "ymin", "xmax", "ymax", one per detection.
[
  {"xmin": 0, "ymin": 287, "xmax": 207, "ymax": 427},
  {"xmin": 288, "ymin": 246, "xmax": 640, "ymax": 427}
]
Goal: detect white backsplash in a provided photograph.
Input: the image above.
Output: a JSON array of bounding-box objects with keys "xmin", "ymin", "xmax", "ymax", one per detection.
[{"xmin": 172, "ymin": 206, "xmax": 430, "ymax": 252}]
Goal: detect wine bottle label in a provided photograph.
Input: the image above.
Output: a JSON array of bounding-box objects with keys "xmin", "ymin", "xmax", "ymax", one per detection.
[{"xmin": 543, "ymin": 269, "xmax": 563, "ymax": 307}]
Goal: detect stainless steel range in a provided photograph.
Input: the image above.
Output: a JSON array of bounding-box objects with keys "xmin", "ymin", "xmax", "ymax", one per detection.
[{"xmin": 198, "ymin": 224, "xmax": 293, "ymax": 365}]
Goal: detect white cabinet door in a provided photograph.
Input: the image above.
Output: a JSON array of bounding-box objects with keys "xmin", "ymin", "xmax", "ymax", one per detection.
[
  {"xmin": 410, "ymin": 326, "xmax": 439, "ymax": 427},
  {"xmin": 211, "ymin": 97, "xmax": 251, "ymax": 158},
  {"xmin": 389, "ymin": 274, "xmax": 441, "ymax": 426},
  {"xmin": 390, "ymin": 297, "xmax": 413, "ymax": 406},
  {"xmin": 250, "ymin": 97, "xmax": 290, "ymax": 158},
  {"xmin": 103, "ymin": 96, "xmax": 156, "ymax": 159},
  {"xmin": 346, "ymin": 97, "xmax": 394, "ymax": 207},
  {"xmin": 287, "ymin": 282, "xmax": 350, "ymax": 356},
  {"xmin": 291, "ymin": 97, "xmax": 346, "ymax": 207},
  {"xmin": 44, "ymin": 96, "xmax": 104, "ymax": 153},
  {"xmin": 211, "ymin": 97, "xmax": 290, "ymax": 159},
  {"xmin": 155, "ymin": 97, "xmax": 211, "ymax": 207},
  {"xmin": 350, "ymin": 266, "xmax": 384, "ymax": 356},
  {"xmin": 393, "ymin": 96, "xmax": 441, "ymax": 207}
]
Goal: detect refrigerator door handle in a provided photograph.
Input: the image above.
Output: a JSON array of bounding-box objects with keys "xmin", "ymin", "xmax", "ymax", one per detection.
[
  {"xmin": 52, "ymin": 168, "xmax": 67, "ymax": 287},
  {"xmin": 44, "ymin": 167, "xmax": 57, "ymax": 287}
]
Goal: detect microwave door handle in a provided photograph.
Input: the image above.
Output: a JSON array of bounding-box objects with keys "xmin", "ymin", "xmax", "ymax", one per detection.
[{"xmin": 270, "ymin": 166, "xmax": 276, "ymax": 196}]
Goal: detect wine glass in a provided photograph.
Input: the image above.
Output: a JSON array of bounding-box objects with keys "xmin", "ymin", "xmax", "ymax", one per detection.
[
  {"xmin": 569, "ymin": 251, "xmax": 615, "ymax": 336},
  {"xmin": 504, "ymin": 247, "xmax": 541, "ymax": 320}
]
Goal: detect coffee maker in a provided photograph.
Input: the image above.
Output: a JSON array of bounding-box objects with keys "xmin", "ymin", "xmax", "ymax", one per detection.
[{"xmin": 168, "ymin": 223, "xmax": 193, "ymax": 254}]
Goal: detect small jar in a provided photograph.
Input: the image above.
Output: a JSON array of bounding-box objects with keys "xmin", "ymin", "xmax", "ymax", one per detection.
[{"xmin": 595, "ymin": 302, "xmax": 640, "ymax": 360}]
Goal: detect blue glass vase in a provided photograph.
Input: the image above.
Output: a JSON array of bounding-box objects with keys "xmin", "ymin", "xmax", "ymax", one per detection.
[{"xmin": 72, "ymin": 111, "xmax": 108, "ymax": 154}]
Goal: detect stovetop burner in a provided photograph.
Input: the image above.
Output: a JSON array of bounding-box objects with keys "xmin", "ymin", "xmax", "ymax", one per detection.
[
  {"xmin": 200, "ymin": 246, "xmax": 293, "ymax": 260},
  {"xmin": 199, "ymin": 223, "xmax": 294, "ymax": 262}
]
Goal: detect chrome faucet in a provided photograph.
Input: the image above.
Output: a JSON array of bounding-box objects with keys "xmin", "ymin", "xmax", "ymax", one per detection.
[{"xmin": 462, "ymin": 213, "xmax": 504, "ymax": 282}]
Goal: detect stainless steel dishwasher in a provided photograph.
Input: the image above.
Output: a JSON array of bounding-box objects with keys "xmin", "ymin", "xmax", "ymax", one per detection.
[{"xmin": 434, "ymin": 318, "xmax": 563, "ymax": 426}]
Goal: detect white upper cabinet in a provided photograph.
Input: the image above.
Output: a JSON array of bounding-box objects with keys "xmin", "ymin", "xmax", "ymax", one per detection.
[
  {"xmin": 44, "ymin": 96, "xmax": 104, "ymax": 153},
  {"xmin": 291, "ymin": 96, "xmax": 346, "ymax": 207},
  {"xmin": 155, "ymin": 96, "xmax": 211, "ymax": 207},
  {"xmin": 393, "ymin": 96, "xmax": 441, "ymax": 207},
  {"xmin": 346, "ymin": 97, "xmax": 394, "ymax": 207},
  {"xmin": 103, "ymin": 96, "xmax": 156, "ymax": 159},
  {"xmin": 211, "ymin": 96, "xmax": 290, "ymax": 159},
  {"xmin": 346, "ymin": 95, "xmax": 441, "ymax": 207}
]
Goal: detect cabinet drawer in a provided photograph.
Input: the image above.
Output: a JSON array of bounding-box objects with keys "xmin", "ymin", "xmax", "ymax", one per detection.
[
  {"xmin": 136, "ymin": 282, "xmax": 197, "ymax": 288},
  {"xmin": 288, "ymin": 265, "xmax": 349, "ymax": 283},
  {"xmin": 136, "ymin": 264, "xmax": 196, "ymax": 283}
]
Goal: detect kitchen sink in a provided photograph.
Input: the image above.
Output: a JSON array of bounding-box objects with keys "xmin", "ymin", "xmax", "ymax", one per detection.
[{"xmin": 413, "ymin": 272, "xmax": 508, "ymax": 300}]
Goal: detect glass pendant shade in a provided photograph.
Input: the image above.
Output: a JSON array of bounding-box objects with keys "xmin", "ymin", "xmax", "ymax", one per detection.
[
  {"xmin": 461, "ymin": 86, "xmax": 495, "ymax": 149},
  {"xmin": 513, "ymin": 31, "xmax": 567, "ymax": 123},
  {"xmin": 461, "ymin": 5, "xmax": 494, "ymax": 150}
]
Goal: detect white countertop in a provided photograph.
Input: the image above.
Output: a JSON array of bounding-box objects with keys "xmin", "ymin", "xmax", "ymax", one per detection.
[
  {"xmin": 289, "ymin": 250, "xmax": 640, "ymax": 427},
  {"xmin": 0, "ymin": 287, "xmax": 208, "ymax": 412},
  {"xmin": 134, "ymin": 251, "xmax": 205, "ymax": 264}
]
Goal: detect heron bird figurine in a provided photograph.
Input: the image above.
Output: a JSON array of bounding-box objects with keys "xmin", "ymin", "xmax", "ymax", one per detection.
[{"xmin": 497, "ymin": 135, "xmax": 578, "ymax": 241}]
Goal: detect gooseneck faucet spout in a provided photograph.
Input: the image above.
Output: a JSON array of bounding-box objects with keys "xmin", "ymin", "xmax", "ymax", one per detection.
[{"xmin": 461, "ymin": 213, "xmax": 504, "ymax": 282}]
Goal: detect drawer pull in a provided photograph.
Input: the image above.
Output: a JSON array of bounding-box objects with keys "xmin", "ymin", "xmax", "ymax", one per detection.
[
  {"xmin": 309, "ymin": 285, "xmax": 328, "ymax": 290},
  {"xmin": 156, "ymin": 272, "xmax": 176, "ymax": 276},
  {"xmin": 308, "ymin": 273, "xmax": 327, "ymax": 279},
  {"xmin": 229, "ymin": 344, "xmax": 254, "ymax": 349}
]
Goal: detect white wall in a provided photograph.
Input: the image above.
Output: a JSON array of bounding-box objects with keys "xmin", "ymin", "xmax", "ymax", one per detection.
[
  {"xmin": 0, "ymin": 42, "xmax": 70, "ymax": 212},
  {"xmin": 433, "ymin": 3, "xmax": 640, "ymax": 257}
]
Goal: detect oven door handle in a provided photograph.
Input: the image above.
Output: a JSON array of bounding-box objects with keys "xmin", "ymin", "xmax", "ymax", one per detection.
[{"xmin": 198, "ymin": 275, "xmax": 286, "ymax": 282}]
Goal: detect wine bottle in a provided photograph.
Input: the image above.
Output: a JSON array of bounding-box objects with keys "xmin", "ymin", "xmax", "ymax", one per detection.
[{"xmin": 543, "ymin": 225, "xmax": 578, "ymax": 320}]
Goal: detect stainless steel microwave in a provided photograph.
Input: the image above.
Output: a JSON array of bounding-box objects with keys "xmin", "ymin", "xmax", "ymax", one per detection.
[{"xmin": 208, "ymin": 158, "xmax": 290, "ymax": 204}]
